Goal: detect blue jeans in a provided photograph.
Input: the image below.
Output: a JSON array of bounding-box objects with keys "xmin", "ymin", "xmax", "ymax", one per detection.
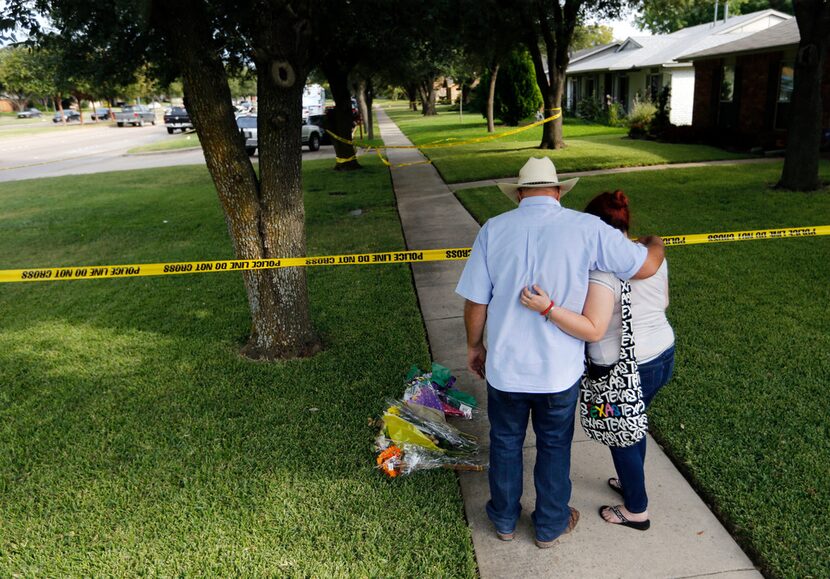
[
  {"xmin": 588, "ymin": 345, "xmax": 675, "ymax": 514},
  {"xmin": 486, "ymin": 380, "xmax": 579, "ymax": 542}
]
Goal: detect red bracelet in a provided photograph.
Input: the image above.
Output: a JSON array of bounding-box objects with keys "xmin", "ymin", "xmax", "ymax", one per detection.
[{"xmin": 540, "ymin": 301, "xmax": 555, "ymax": 316}]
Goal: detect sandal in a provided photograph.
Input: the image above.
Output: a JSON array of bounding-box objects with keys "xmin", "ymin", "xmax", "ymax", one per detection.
[
  {"xmin": 599, "ymin": 505, "xmax": 650, "ymax": 531},
  {"xmin": 535, "ymin": 507, "xmax": 580, "ymax": 549},
  {"xmin": 607, "ymin": 477, "xmax": 624, "ymax": 497}
]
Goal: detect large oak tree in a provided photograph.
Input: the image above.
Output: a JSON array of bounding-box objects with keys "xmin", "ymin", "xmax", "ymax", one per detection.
[
  {"xmin": 512, "ymin": 0, "xmax": 629, "ymax": 149},
  {"xmin": 778, "ymin": 0, "xmax": 830, "ymax": 191},
  {"xmin": 7, "ymin": 0, "xmax": 324, "ymax": 360}
]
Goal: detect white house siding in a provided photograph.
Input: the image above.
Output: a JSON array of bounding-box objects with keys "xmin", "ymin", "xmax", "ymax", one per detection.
[
  {"xmin": 729, "ymin": 14, "xmax": 788, "ymax": 33},
  {"xmin": 669, "ymin": 68, "xmax": 695, "ymax": 125}
]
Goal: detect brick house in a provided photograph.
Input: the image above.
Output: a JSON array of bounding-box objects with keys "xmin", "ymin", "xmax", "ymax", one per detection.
[
  {"xmin": 565, "ymin": 9, "xmax": 791, "ymax": 126},
  {"xmin": 680, "ymin": 18, "xmax": 830, "ymax": 150}
]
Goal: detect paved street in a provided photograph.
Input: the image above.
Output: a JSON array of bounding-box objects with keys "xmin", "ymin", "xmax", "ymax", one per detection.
[{"xmin": 0, "ymin": 122, "xmax": 336, "ymax": 182}]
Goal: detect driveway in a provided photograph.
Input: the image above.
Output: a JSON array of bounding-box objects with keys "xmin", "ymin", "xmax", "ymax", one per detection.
[{"xmin": 0, "ymin": 123, "xmax": 337, "ymax": 182}]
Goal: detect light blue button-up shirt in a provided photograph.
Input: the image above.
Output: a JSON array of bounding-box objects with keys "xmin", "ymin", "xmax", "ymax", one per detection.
[{"xmin": 455, "ymin": 196, "xmax": 647, "ymax": 393}]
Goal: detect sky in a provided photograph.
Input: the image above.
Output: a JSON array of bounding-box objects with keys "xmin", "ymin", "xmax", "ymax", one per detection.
[{"xmin": 590, "ymin": 10, "xmax": 654, "ymax": 41}]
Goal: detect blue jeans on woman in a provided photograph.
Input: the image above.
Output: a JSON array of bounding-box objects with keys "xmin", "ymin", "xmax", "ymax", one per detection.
[
  {"xmin": 486, "ymin": 380, "xmax": 579, "ymax": 542},
  {"xmin": 588, "ymin": 345, "xmax": 675, "ymax": 514}
]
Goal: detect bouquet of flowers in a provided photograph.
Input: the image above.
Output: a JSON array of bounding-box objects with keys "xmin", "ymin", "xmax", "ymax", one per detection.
[
  {"xmin": 374, "ymin": 363, "xmax": 487, "ymax": 478},
  {"xmin": 376, "ymin": 441, "xmax": 486, "ymax": 478},
  {"xmin": 403, "ymin": 363, "xmax": 478, "ymax": 420}
]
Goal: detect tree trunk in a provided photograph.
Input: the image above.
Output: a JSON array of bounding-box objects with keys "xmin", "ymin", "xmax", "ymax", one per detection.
[
  {"xmin": 486, "ymin": 63, "xmax": 499, "ymax": 133},
  {"xmin": 539, "ymin": 76, "xmax": 565, "ymax": 150},
  {"xmin": 322, "ymin": 61, "xmax": 360, "ymax": 170},
  {"xmin": 405, "ymin": 83, "xmax": 418, "ymax": 111},
  {"xmin": 521, "ymin": 3, "xmax": 572, "ymax": 150},
  {"xmin": 74, "ymin": 94, "xmax": 85, "ymax": 124},
  {"xmin": 154, "ymin": 0, "xmax": 319, "ymax": 360},
  {"xmin": 778, "ymin": 0, "xmax": 829, "ymax": 191},
  {"xmin": 355, "ymin": 77, "xmax": 371, "ymax": 141},
  {"xmin": 10, "ymin": 96, "xmax": 25, "ymax": 112},
  {"xmin": 419, "ymin": 79, "xmax": 437, "ymax": 116},
  {"xmin": 56, "ymin": 95, "xmax": 65, "ymax": 124},
  {"xmin": 365, "ymin": 78, "xmax": 375, "ymax": 140}
]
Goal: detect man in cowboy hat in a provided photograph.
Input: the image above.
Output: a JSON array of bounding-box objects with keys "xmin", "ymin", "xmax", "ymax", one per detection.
[{"xmin": 455, "ymin": 156, "xmax": 664, "ymax": 548}]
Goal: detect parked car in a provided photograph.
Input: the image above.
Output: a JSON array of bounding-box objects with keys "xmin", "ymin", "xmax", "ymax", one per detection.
[
  {"xmin": 90, "ymin": 108, "xmax": 112, "ymax": 121},
  {"xmin": 236, "ymin": 114, "xmax": 258, "ymax": 156},
  {"xmin": 18, "ymin": 108, "xmax": 42, "ymax": 119},
  {"xmin": 236, "ymin": 115, "xmax": 323, "ymax": 156},
  {"xmin": 115, "ymin": 105, "xmax": 156, "ymax": 127},
  {"xmin": 307, "ymin": 114, "xmax": 330, "ymax": 144},
  {"xmin": 53, "ymin": 110, "xmax": 81, "ymax": 123},
  {"xmin": 163, "ymin": 107, "xmax": 193, "ymax": 133},
  {"xmin": 302, "ymin": 117, "xmax": 322, "ymax": 151}
]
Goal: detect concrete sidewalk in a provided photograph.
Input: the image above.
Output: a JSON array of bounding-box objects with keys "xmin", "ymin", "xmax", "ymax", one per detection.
[{"xmin": 376, "ymin": 107, "xmax": 761, "ymax": 579}]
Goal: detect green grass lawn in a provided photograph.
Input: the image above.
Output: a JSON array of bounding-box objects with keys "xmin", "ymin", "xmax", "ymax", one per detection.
[
  {"xmin": 0, "ymin": 121, "xmax": 104, "ymax": 140},
  {"xmin": 0, "ymin": 112, "xmax": 45, "ymax": 126},
  {"xmin": 0, "ymin": 158, "xmax": 476, "ymax": 576},
  {"xmin": 385, "ymin": 105, "xmax": 749, "ymax": 184},
  {"xmin": 456, "ymin": 161, "xmax": 830, "ymax": 578},
  {"xmin": 128, "ymin": 131, "xmax": 202, "ymax": 154}
]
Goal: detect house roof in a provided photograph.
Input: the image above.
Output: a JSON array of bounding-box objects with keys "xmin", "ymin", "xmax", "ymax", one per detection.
[
  {"xmin": 567, "ymin": 9, "xmax": 792, "ymax": 74},
  {"xmin": 569, "ymin": 42, "xmax": 621, "ymax": 64},
  {"xmin": 678, "ymin": 18, "xmax": 799, "ymax": 61}
]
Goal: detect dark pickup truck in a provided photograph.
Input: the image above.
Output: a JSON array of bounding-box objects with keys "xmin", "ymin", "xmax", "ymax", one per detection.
[{"xmin": 164, "ymin": 107, "xmax": 193, "ymax": 133}]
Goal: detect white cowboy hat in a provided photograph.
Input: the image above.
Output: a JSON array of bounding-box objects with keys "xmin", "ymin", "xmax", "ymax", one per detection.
[{"xmin": 497, "ymin": 157, "xmax": 579, "ymax": 196}]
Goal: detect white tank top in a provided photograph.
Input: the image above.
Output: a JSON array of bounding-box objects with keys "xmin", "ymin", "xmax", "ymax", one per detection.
[{"xmin": 586, "ymin": 259, "xmax": 675, "ymax": 365}]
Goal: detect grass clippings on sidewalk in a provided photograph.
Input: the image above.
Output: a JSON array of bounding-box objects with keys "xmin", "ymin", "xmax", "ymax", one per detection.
[
  {"xmin": 385, "ymin": 105, "xmax": 748, "ymax": 184},
  {"xmin": 0, "ymin": 157, "xmax": 476, "ymax": 577},
  {"xmin": 456, "ymin": 161, "xmax": 830, "ymax": 579}
]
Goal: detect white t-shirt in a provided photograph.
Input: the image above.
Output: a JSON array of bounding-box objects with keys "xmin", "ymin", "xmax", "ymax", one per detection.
[{"xmin": 587, "ymin": 259, "xmax": 675, "ymax": 365}]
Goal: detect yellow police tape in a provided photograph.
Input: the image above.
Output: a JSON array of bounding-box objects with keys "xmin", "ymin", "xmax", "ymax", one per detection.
[
  {"xmin": 1, "ymin": 225, "xmax": 827, "ymax": 284},
  {"xmin": 332, "ymin": 109, "xmax": 563, "ymax": 166},
  {"xmin": 330, "ymin": 109, "xmax": 563, "ymax": 150}
]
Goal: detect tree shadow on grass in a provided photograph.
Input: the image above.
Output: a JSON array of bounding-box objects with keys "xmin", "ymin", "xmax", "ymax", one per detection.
[{"xmin": 0, "ymin": 312, "xmax": 474, "ymax": 574}]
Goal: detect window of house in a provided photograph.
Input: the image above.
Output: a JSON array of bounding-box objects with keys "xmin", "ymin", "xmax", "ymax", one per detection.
[
  {"xmin": 778, "ymin": 63, "xmax": 794, "ymax": 102},
  {"xmin": 568, "ymin": 78, "xmax": 579, "ymax": 112},
  {"xmin": 775, "ymin": 62, "xmax": 794, "ymax": 130},
  {"xmin": 585, "ymin": 77, "xmax": 595, "ymax": 98},
  {"xmin": 720, "ymin": 65, "xmax": 735, "ymax": 102},
  {"xmin": 617, "ymin": 75, "xmax": 629, "ymax": 111},
  {"xmin": 646, "ymin": 73, "xmax": 661, "ymax": 101}
]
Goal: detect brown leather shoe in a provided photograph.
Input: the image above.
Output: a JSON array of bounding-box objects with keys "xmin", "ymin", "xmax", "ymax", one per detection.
[
  {"xmin": 496, "ymin": 530, "xmax": 515, "ymax": 541},
  {"xmin": 535, "ymin": 507, "xmax": 580, "ymax": 549}
]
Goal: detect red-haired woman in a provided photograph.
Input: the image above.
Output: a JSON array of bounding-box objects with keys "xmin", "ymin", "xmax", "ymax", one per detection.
[{"xmin": 520, "ymin": 190, "xmax": 675, "ymax": 532}]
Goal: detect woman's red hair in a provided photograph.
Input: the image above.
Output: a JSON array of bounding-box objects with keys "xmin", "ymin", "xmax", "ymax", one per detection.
[{"xmin": 584, "ymin": 190, "xmax": 630, "ymax": 233}]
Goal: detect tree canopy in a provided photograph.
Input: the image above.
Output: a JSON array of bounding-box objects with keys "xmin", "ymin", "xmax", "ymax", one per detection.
[
  {"xmin": 636, "ymin": 0, "xmax": 793, "ymax": 34},
  {"xmin": 0, "ymin": 46, "xmax": 53, "ymax": 109},
  {"xmin": 571, "ymin": 24, "xmax": 615, "ymax": 50}
]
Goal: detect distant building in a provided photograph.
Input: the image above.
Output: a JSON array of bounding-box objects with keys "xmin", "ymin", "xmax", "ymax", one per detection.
[
  {"xmin": 565, "ymin": 9, "xmax": 791, "ymax": 126},
  {"xmin": 679, "ymin": 17, "xmax": 830, "ymax": 149}
]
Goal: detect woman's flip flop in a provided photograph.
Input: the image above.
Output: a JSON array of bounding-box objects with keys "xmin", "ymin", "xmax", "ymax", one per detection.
[
  {"xmin": 599, "ymin": 505, "xmax": 650, "ymax": 531},
  {"xmin": 607, "ymin": 477, "xmax": 624, "ymax": 497}
]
